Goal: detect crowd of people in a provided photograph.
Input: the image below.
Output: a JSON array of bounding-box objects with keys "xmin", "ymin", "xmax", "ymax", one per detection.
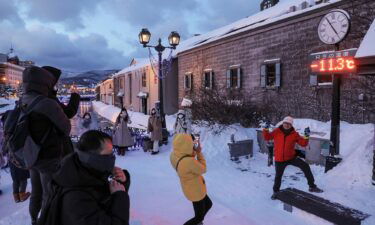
[{"xmin": 0, "ymin": 65, "xmax": 328, "ymax": 225}]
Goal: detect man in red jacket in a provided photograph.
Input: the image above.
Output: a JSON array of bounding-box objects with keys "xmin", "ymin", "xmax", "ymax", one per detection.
[{"xmin": 263, "ymin": 116, "xmax": 323, "ymax": 200}]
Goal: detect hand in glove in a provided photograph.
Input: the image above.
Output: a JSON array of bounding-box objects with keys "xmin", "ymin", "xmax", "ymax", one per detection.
[{"xmin": 304, "ymin": 127, "xmax": 311, "ymax": 139}]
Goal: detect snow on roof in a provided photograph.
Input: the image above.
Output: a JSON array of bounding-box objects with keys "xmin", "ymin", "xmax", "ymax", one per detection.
[
  {"xmin": 114, "ymin": 58, "xmax": 150, "ymax": 77},
  {"xmin": 174, "ymin": 0, "xmax": 341, "ymax": 55},
  {"xmin": 355, "ymin": 19, "xmax": 375, "ymax": 58}
]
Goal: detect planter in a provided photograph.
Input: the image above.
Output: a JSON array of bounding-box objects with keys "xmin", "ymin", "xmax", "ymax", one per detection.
[{"xmin": 228, "ymin": 139, "xmax": 253, "ymax": 161}]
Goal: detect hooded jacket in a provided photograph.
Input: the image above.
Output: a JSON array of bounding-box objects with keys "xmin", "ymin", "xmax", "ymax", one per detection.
[
  {"xmin": 42, "ymin": 65, "xmax": 81, "ymax": 119},
  {"xmin": 263, "ymin": 125, "xmax": 308, "ymax": 162},
  {"xmin": 21, "ymin": 66, "xmax": 72, "ymax": 169},
  {"xmin": 170, "ymin": 134, "xmax": 207, "ymax": 202},
  {"xmin": 173, "ymin": 109, "xmax": 192, "ymax": 134},
  {"xmin": 49, "ymin": 153, "xmax": 129, "ymax": 225}
]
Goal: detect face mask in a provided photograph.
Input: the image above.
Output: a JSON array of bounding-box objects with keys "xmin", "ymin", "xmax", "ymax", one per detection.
[
  {"xmin": 178, "ymin": 114, "xmax": 184, "ymax": 119},
  {"xmin": 77, "ymin": 150, "xmax": 116, "ymax": 174},
  {"xmin": 151, "ymin": 111, "xmax": 156, "ymax": 115}
]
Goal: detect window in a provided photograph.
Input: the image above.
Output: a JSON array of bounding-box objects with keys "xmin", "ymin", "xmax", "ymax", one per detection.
[
  {"xmin": 203, "ymin": 70, "xmax": 213, "ymax": 89},
  {"xmin": 184, "ymin": 73, "xmax": 192, "ymax": 90},
  {"xmin": 129, "ymin": 74, "xmax": 132, "ymax": 104},
  {"xmin": 226, "ymin": 66, "xmax": 241, "ymax": 89},
  {"xmin": 260, "ymin": 61, "xmax": 281, "ymax": 88},
  {"xmin": 120, "ymin": 78, "xmax": 123, "ymax": 89},
  {"xmin": 142, "ymin": 72, "xmax": 147, "ymax": 87}
]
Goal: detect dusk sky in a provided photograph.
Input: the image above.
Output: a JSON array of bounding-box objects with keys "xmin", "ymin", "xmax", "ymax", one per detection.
[{"xmin": 0, "ymin": 0, "xmax": 275, "ymax": 72}]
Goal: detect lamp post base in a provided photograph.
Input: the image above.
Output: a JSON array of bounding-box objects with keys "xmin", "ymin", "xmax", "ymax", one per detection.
[{"xmin": 324, "ymin": 156, "xmax": 342, "ymax": 173}]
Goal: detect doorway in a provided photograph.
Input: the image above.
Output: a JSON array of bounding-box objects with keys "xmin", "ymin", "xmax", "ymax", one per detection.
[{"xmin": 142, "ymin": 98, "xmax": 148, "ymax": 114}]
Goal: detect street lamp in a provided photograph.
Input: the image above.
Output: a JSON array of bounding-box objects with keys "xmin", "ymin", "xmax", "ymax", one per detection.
[{"xmin": 138, "ymin": 28, "xmax": 180, "ymax": 142}]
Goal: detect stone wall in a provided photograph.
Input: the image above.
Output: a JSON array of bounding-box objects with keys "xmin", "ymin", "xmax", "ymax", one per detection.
[{"xmin": 178, "ymin": 0, "xmax": 375, "ymax": 124}]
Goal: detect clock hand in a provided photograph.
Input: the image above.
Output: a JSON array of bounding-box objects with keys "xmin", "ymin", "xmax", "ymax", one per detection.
[{"xmin": 326, "ymin": 18, "xmax": 340, "ymax": 38}]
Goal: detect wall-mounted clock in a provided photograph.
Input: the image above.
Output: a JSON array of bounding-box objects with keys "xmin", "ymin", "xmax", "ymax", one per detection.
[{"xmin": 318, "ymin": 9, "xmax": 351, "ymax": 45}]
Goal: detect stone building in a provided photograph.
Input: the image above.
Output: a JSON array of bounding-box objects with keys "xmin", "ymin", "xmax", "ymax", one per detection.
[
  {"xmin": 99, "ymin": 78, "xmax": 114, "ymax": 105},
  {"xmin": 175, "ymin": 0, "xmax": 375, "ymax": 123},
  {"xmin": 112, "ymin": 58, "xmax": 178, "ymax": 115}
]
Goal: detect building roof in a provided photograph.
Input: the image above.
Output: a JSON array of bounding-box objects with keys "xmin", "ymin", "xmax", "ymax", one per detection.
[
  {"xmin": 355, "ymin": 19, "xmax": 375, "ymax": 59},
  {"xmin": 114, "ymin": 58, "xmax": 150, "ymax": 77},
  {"xmin": 174, "ymin": 0, "xmax": 341, "ymax": 55}
]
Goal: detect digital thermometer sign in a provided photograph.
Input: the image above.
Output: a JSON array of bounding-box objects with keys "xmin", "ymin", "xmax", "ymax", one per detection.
[{"xmin": 309, "ymin": 49, "xmax": 357, "ymax": 74}]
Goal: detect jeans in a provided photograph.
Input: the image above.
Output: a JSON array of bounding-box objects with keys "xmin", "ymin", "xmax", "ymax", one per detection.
[
  {"xmin": 29, "ymin": 160, "xmax": 58, "ymax": 222},
  {"xmin": 273, "ymin": 157, "xmax": 315, "ymax": 193},
  {"xmin": 184, "ymin": 195, "xmax": 213, "ymax": 225}
]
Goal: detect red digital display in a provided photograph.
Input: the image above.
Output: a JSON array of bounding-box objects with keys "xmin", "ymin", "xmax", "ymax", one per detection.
[
  {"xmin": 309, "ymin": 49, "xmax": 357, "ymax": 74},
  {"xmin": 310, "ymin": 57, "xmax": 356, "ymax": 73}
]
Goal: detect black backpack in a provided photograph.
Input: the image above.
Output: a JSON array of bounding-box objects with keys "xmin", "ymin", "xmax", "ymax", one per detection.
[{"xmin": 3, "ymin": 95, "xmax": 48, "ymax": 169}]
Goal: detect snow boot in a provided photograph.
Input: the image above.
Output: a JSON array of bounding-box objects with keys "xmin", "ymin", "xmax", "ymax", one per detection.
[
  {"xmin": 309, "ymin": 186, "xmax": 323, "ymax": 193},
  {"xmin": 13, "ymin": 193, "xmax": 20, "ymax": 203},
  {"xmin": 271, "ymin": 192, "xmax": 278, "ymax": 200},
  {"xmin": 151, "ymin": 151, "xmax": 159, "ymax": 155},
  {"xmin": 0, "ymin": 189, "xmax": 2, "ymax": 195},
  {"xmin": 19, "ymin": 192, "xmax": 31, "ymax": 202}
]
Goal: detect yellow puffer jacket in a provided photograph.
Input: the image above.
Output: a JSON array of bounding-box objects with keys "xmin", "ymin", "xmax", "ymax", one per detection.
[{"xmin": 170, "ymin": 134, "xmax": 207, "ymax": 202}]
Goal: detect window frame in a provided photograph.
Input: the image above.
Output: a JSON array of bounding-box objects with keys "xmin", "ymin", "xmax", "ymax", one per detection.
[
  {"xmin": 142, "ymin": 71, "xmax": 147, "ymax": 88},
  {"xmin": 260, "ymin": 59, "xmax": 281, "ymax": 88},
  {"xmin": 203, "ymin": 69, "xmax": 213, "ymax": 89},
  {"xmin": 226, "ymin": 65, "xmax": 242, "ymax": 89},
  {"xmin": 184, "ymin": 72, "xmax": 192, "ymax": 91}
]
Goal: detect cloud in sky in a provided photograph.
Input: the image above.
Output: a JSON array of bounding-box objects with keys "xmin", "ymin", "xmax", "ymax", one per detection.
[{"xmin": 0, "ymin": 0, "xmax": 263, "ymax": 71}]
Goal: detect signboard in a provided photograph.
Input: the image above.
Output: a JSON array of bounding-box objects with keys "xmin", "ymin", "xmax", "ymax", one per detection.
[{"xmin": 309, "ymin": 49, "xmax": 357, "ymax": 74}]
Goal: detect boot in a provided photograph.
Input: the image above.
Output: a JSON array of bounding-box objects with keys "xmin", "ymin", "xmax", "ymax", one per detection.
[
  {"xmin": 13, "ymin": 193, "xmax": 20, "ymax": 203},
  {"xmin": 19, "ymin": 192, "xmax": 31, "ymax": 202},
  {"xmin": 309, "ymin": 186, "xmax": 323, "ymax": 193},
  {"xmin": 271, "ymin": 192, "xmax": 278, "ymax": 200}
]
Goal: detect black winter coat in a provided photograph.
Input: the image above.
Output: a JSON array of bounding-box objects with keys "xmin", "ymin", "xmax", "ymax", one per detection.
[
  {"xmin": 21, "ymin": 67, "xmax": 80, "ymax": 171},
  {"xmin": 50, "ymin": 153, "xmax": 130, "ymax": 225}
]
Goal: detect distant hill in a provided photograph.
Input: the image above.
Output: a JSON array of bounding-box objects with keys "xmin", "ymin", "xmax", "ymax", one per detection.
[{"xmin": 60, "ymin": 69, "xmax": 119, "ymax": 85}]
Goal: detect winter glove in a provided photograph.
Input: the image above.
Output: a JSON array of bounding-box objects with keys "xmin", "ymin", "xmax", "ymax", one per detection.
[
  {"xmin": 304, "ymin": 127, "xmax": 310, "ymax": 139},
  {"xmin": 263, "ymin": 121, "xmax": 271, "ymax": 131}
]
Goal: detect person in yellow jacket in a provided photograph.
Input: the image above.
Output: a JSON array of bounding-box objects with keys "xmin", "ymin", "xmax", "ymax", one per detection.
[{"xmin": 170, "ymin": 133, "xmax": 213, "ymax": 225}]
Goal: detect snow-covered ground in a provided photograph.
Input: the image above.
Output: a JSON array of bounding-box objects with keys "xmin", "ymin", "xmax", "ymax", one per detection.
[
  {"xmin": 0, "ymin": 102, "xmax": 374, "ymax": 225},
  {"xmin": 0, "ymin": 98, "xmax": 16, "ymax": 115}
]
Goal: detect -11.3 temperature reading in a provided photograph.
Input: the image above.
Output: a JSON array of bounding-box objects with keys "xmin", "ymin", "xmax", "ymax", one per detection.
[{"xmin": 310, "ymin": 57, "xmax": 356, "ymax": 74}]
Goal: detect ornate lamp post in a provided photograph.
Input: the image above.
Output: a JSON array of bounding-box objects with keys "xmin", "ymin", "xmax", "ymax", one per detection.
[{"xmin": 138, "ymin": 28, "xmax": 180, "ymax": 140}]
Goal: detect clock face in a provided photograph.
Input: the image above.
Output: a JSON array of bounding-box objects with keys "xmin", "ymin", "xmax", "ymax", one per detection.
[{"xmin": 318, "ymin": 10, "xmax": 350, "ymax": 45}]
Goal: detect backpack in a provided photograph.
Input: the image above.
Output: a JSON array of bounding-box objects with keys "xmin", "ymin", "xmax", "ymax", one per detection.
[
  {"xmin": 37, "ymin": 181, "xmax": 78, "ymax": 225},
  {"xmin": 3, "ymin": 95, "xmax": 48, "ymax": 169}
]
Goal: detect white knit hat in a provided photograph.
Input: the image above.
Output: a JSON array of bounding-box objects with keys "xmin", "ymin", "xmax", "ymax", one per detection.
[{"xmin": 282, "ymin": 116, "xmax": 294, "ymax": 125}]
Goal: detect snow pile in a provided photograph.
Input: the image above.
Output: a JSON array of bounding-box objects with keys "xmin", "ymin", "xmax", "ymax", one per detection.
[
  {"xmin": 356, "ymin": 19, "xmax": 375, "ymax": 58},
  {"xmin": 92, "ymin": 101, "xmax": 176, "ymax": 131},
  {"xmin": 92, "ymin": 100, "xmax": 121, "ymax": 123}
]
